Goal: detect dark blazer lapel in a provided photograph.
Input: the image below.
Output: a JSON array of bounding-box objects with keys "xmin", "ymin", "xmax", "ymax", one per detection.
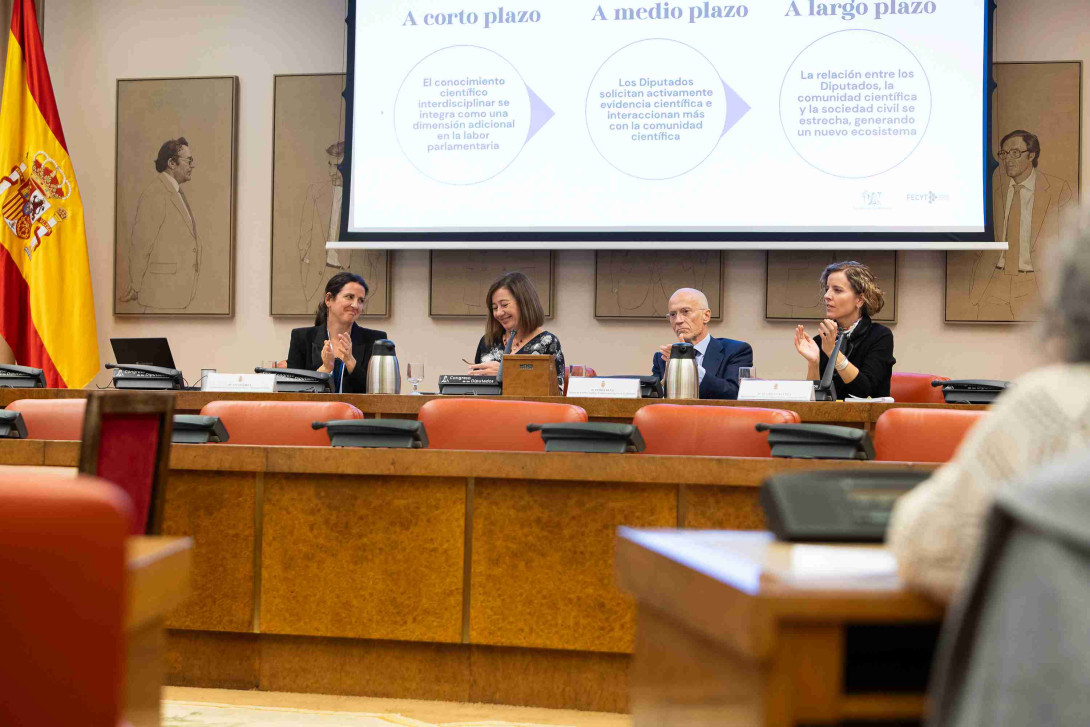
[
  {"xmin": 350, "ymin": 324, "xmax": 371, "ymax": 369},
  {"xmin": 310, "ymin": 326, "xmax": 327, "ymax": 370},
  {"xmin": 701, "ymin": 337, "xmax": 726, "ymax": 377}
]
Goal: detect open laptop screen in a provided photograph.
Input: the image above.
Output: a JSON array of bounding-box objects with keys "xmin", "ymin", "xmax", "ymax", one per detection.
[{"xmin": 110, "ymin": 338, "xmax": 176, "ymax": 369}]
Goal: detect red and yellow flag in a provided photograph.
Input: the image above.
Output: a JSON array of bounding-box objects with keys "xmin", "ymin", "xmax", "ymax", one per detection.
[{"xmin": 0, "ymin": 0, "xmax": 98, "ymax": 388}]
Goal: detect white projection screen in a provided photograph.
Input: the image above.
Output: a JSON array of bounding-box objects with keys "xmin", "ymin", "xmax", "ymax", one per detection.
[{"xmin": 339, "ymin": 0, "xmax": 995, "ymax": 249}]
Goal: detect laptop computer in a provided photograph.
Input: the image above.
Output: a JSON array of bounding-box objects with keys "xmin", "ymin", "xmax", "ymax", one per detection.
[{"xmin": 110, "ymin": 337, "xmax": 177, "ymax": 369}]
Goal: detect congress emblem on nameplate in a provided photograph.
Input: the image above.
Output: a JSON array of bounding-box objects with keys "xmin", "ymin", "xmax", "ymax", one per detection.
[{"xmin": 0, "ymin": 151, "xmax": 72, "ymax": 260}]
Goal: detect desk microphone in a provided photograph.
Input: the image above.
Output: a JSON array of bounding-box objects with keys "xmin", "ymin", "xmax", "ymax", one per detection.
[{"xmin": 814, "ymin": 332, "xmax": 844, "ymax": 402}]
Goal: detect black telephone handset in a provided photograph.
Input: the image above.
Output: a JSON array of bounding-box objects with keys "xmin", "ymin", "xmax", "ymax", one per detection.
[
  {"xmin": 0, "ymin": 364, "xmax": 46, "ymax": 388},
  {"xmin": 930, "ymin": 379, "xmax": 1009, "ymax": 404},
  {"xmin": 254, "ymin": 367, "xmax": 333, "ymax": 393},
  {"xmin": 105, "ymin": 362, "xmax": 183, "ymax": 390}
]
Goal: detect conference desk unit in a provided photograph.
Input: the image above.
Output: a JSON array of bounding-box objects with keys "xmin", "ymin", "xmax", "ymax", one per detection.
[
  {"xmin": 0, "ymin": 437, "xmax": 938, "ymax": 711},
  {"xmin": 0, "ymin": 388, "xmax": 986, "ymax": 432},
  {"xmin": 616, "ymin": 530, "xmax": 944, "ymax": 726}
]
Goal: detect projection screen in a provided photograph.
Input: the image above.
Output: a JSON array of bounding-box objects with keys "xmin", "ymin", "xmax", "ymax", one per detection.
[{"xmin": 339, "ymin": 0, "xmax": 995, "ymax": 249}]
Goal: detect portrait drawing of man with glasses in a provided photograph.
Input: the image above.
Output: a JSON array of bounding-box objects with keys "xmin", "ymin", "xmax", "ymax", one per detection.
[
  {"xmin": 120, "ymin": 137, "xmax": 201, "ymax": 310},
  {"xmin": 969, "ymin": 129, "xmax": 1074, "ymax": 320}
]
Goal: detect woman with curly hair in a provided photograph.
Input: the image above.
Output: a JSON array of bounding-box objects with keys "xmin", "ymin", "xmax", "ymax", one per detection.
[{"xmin": 792, "ymin": 260, "xmax": 895, "ymax": 398}]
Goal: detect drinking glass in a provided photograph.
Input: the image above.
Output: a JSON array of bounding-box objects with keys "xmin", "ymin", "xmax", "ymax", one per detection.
[
  {"xmin": 569, "ymin": 364, "xmax": 588, "ymax": 378},
  {"xmin": 407, "ymin": 362, "xmax": 424, "ymax": 395},
  {"xmin": 738, "ymin": 366, "xmax": 757, "ymax": 381}
]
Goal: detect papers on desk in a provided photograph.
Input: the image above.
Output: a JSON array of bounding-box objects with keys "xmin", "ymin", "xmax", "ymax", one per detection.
[
  {"xmin": 784, "ymin": 544, "xmax": 900, "ymax": 589},
  {"xmin": 845, "ymin": 395, "xmax": 896, "ymax": 403}
]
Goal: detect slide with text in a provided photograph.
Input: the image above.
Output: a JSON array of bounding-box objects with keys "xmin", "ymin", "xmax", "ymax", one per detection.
[{"xmin": 348, "ymin": 1, "xmax": 986, "ymax": 236}]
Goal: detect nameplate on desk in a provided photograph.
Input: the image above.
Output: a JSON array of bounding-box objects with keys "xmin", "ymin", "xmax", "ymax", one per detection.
[
  {"xmin": 567, "ymin": 377, "xmax": 641, "ymax": 399},
  {"xmin": 203, "ymin": 373, "xmax": 277, "ymax": 393},
  {"xmin": 738, "ymin": 379, "xmax": 814, "ymax": 402}
]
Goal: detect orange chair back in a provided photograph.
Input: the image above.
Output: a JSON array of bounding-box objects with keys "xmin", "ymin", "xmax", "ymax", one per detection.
[
  {"xmin": 634, "ymin": 404, "xmax": 802, "ymax": 457},
  {"xmin": 874, "ymin": 408, "xmax": 987, "ymax": 462},
  {"xmin": 200, "ymin": 400, "xmax": 364, "ymax": 445},
  {"xmin": 6, "ymin": 398, "xmax": 86, "ymax": 439},
  {"xmin": 891, "ymin": 373, "xmax": 950, "ymax": 404},
  {"xmin": 0, "ymin": 471, "xmax": 131, "ymax": 727},
  {"xmin": 418, "ymin": 398, "xmax": 587, "ymax": 451}
]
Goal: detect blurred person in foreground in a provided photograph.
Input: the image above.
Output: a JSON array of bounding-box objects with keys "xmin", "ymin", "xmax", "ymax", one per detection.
[{"xmin": 887, "ymin": 210, "xmax": 1090, "ymax": 603}]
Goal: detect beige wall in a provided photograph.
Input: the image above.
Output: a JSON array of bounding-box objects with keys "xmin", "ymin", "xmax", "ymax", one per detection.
[{"xmin": 31, "ymin": 0, "xmax": 1085, "ymax": 389}]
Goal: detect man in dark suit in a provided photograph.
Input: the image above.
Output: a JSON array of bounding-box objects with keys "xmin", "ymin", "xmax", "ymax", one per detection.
[{"xmin": 651, "ymin": 287, "xmax": 753, "ymax": 399}]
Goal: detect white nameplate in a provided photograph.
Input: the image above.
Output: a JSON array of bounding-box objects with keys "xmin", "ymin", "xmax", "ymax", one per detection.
[
  {"xmin": 203, "ymin": 372, "xmax": 278, "ymax": 393},
  {"xmin": 567, "ymin": 377, "xmax": 641, "ymax": 399},
  {"xmin": 738, "ymin": 379, "xmax": 814, "ymax": 402}
]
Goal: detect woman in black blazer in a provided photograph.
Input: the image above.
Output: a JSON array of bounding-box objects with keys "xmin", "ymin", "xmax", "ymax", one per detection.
[
  {"xmin": 793, "ymin": 261, "xmax": 895, "ymax": 398},
  {"xmin": 286, "ymin": 272, "xmax": 387, "ymax": 393}
]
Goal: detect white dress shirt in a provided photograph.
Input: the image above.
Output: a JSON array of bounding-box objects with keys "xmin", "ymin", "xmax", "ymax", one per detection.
[
  {"xmin": 998, "ymin": 168, "xmax": 1035, "ymax": 272},
  {"xmin": 692, "ymin": 333, "xmax": 711, "ymax": 383}
]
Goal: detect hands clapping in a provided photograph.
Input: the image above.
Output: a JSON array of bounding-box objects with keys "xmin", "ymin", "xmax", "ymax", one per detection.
[
  {"xmin": 794, "ymin": 319, "xmax": 839, "ymax": 364},
  {"xmin": 320, "ymin": 333, "xmax": 357, "ymax": 374}
]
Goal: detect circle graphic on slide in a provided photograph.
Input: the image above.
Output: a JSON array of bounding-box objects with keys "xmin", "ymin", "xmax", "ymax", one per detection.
[
  {"xmin": 779, "ymin": 30, "xmax": 932, "ymax": 179},
  {"xmin": 394, "ymin": 45, "xmax": 532, "ymax": 185},
  {"xmin": 586, "ymin": 39, "xmax": 728, "ymax": 180}
]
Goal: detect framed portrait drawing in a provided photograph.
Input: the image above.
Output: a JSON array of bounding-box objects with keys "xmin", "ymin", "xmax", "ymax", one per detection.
[
  {"xmin": 946, "ymin": 61, "xmax": 1081, "ymax": 323},
  {"xmin": 766, "ymin": 251, "xmax": 897, "ymax": 322},
  {"xmin": 270, "ymin": 74, "xmax": 390, "ymax": 317},
  {"xmin": 594, "ymin": 251, "xmax": 722, "ymax": 319},
  {"xmin": 429, "ymin": 251, "xmax": 554, "ymax": 317},
  {"xmin": 114, "ymin": 76, "xmax": 237, "ymax": 316}
]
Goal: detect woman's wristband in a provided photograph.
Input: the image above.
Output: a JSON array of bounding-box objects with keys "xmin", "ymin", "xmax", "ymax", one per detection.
[{"xmin": 835, "ymin": 354, "xmax": 849, "ymax": 371}]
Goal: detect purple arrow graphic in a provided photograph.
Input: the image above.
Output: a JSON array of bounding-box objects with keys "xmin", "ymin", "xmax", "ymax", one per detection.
[
  {"xmin": 525, "ymin": 86, "xmax": 554, "ymax": 143},
  {"xmin": 721, "ymin": 79, "xmax": 750, "ymax": 137}
]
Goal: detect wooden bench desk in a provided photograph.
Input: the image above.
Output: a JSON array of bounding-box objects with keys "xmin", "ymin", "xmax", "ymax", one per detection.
[
  {"xmin": 616, "ymin": 529, "xmax": 944, "ymax": 726},
  {"xmin": 0, "ymin": 388, "xmax": 985, "ymax": 432},
  {"xmin": 0, "ymin": 439, "xmax": 939, "ymax": 712},
  {"xmin": 126, "ymin": 535, "xmax": 193, "ymax": 727}
]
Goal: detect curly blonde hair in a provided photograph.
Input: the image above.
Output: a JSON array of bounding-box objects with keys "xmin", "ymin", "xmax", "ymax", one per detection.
[{"xmin": 819, "ymin": 261, "xmax": 885, "ymax": 317}]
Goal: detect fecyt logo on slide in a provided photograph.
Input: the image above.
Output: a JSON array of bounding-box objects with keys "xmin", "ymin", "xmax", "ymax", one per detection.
[
  {"xmin": 779, "ymin": 29, "xmax": 932, "ymax": 178},
  {"xmin": 394, "ymin": 45, "xmax": 554, "ymax": 185},
  {"xmin": 585, "ymin": 38, "xmax": 749, "ymax": 180}
]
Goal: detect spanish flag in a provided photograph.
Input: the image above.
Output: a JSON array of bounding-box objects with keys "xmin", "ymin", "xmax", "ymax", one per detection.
[{"xmin": 0, "ymin": 0, "xmax": 98, "ymax": 388}]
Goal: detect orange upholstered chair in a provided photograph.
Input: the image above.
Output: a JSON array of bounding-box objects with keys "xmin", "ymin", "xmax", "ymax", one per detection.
[
  {"xmin": 418, "ymin": 398, "xmax": 587, "ymax": 451},
  {"xmin": 890, "ymin": 372, "xmax": 950, "ymax": 403},
  {"xmin": 634, "ymin": 404, "xmax": 802, "ymax": 457},
  {"xmin": 873, "ymin": 408, "xmax": 987, "ymax": 462},
  {"xmin": 200, "ymin": 400, "xmax": 364, "ymax": 446},
  {"xmin": 0, "ymin": 470, "xmax": 132, "ymax": 727},
  {"xmin": 6, "ymin": 397, "xmax": 86, "ymax": 439}
]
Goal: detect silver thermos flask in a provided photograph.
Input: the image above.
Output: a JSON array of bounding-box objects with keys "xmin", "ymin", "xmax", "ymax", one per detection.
[
  {"xmin": 365, "ymin": 339, "xmax": 401, "ymax": 394},
  {"xmin": 664, "ymin": 342, "xmax": 699, "ymax": 399}
]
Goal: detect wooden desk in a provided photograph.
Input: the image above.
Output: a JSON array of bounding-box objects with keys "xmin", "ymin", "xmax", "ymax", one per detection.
[
  {"xmin": 0, "ymin": 388, "xmax": 986, "ymax": 431},
  {"xmin": 616, "ymin": 530, "xmax": 944, "ymax": 726},
  {"xmin": 126, "ymin": 536, "xmax": 193, "ymax": 727},
  {"xmin": 0, "ymin": 440, "xmax": 938, "ymax": 712}
]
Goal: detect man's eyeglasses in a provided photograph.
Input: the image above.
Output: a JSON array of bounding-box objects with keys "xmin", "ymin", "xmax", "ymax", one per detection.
[
  {"xmin": 175, "ymin": 156, "xmax": 195, "ymax": 164},
  {"xmin": 997, "ymin": 149, "xmax": 1030, "ymax": 160},
  {"xmin": 667, "ymin": 307, "xmax": 706, "ymax": 320}
]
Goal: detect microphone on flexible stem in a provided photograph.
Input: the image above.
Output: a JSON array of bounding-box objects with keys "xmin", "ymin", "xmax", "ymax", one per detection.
[{"xmin": 814, "ymin": 331, "xmax": 845, "ymax": 402}]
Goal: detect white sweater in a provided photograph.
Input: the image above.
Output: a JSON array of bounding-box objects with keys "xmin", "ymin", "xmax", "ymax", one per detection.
[{"xmin": 887, "ymin": 364, "xmax": 1090, "ymax": 602}]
